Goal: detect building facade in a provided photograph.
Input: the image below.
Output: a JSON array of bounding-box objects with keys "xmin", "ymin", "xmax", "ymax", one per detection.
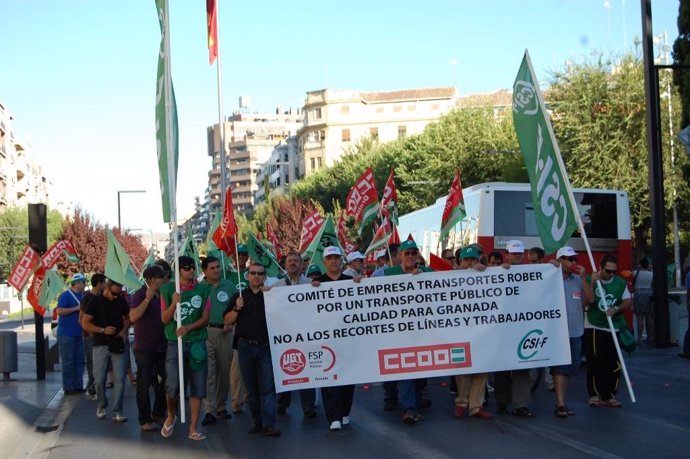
[
  {"xmin": 254, "ymin": 135, "xmax": 299, "ymax": 205},
  {"xmin": 297, "ymin": 87, "xmax": 459, "ymax": 176}
]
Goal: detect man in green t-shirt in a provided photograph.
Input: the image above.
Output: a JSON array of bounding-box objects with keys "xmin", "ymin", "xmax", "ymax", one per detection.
[
  {"xmin": 200, "ymin": 256, "xmax": 236, "ymax": 426},
  {"xmin": 584, "ymin": 254, "xmax": 632, "ymax": 408},
  {"xmin": 159, "ymin": 256, "xmax": 211, "ymax": 441}
]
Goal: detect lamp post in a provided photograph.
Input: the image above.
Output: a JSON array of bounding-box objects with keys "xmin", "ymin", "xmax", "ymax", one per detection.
[{"xmin": 117, "ymin": 190, "xmax": 146, "ymax": 230}]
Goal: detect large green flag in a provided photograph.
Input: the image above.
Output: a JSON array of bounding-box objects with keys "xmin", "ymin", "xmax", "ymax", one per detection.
[
  {"xmin": 155, "ymin": 0, "xmax": 179, "ymax": 223},
  {"xmin": 39, "ymin": 269, "xmax": 66, "ymax": 309},
  {"xmin": 302, "ymin": 215, "xmax": 343, "ymax": 274},
  {"xmin": 178, "ymin": 223, "xmax": 202, "ymax": 273},
  {"xmin": 105, "ymin": 229, "xmax": 143, "ymax": 291},
  {"xmin": 139, "ymin": 248, "xmax": 157, "ymax": 282},
  {"xmin": 512, "ymin": 51, "xmax": 578, "ymax": 254},
  {"xmin": 246, "ymin": 233, "xmax": 282, "ymax": 278}
]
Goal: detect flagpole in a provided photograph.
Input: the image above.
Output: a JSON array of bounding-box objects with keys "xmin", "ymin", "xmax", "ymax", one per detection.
[
  {"xmin": 215, "ymin": 0, "xmax": 227, "ymax": 207},
  {"xmin": 162, "ymin": 0, "xmax": 186, "ymax": 422},
  {"xmin": 525, "ymin": 50, "xmax": 635, "ymax": 403}
]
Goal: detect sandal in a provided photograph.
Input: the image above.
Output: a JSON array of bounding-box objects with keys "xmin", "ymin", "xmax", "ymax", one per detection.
[
  {"xmin": 588, "ymin": 396, "xmax": 602, "ymax": 407},
  {"xmin": 603, "ymin": 398, "xmax": 622, "ymax": 408},
  {"xmin": 188, "ymin": 432, "xmax": 206, "ymax": 441},
  {"xmin": 512, "ymin": 407, "xmax": 536, "ymax": 417},
  {"xmin": 553, "ymin": 406, "xmax": 568, "ymax": 418},
  {"xmin": 161, "ymin": 415, "xmax": 176, "ymax": 438},
  {"xmin": 564, "ymin": 406, "xmax": 575, "ymax": 416}
]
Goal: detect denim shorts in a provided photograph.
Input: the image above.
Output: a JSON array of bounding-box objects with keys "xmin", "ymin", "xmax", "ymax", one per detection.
[
  {"xmin": 165, "ymin": 341, "xmax": 207, "ymax": 399},
  {"xmin": 551, "ymin": 336, "xmax": 582, "ymax": 376}
]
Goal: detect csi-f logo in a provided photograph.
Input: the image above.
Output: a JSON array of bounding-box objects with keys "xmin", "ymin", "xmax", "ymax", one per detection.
[
  {"xmin": 517, "ymin": 329, "xmax": 548, "ymax": 360},
  {"xmin": 280, "ymin": 349, "xmax": 306, "ymax": 376},
  {"xmin": 512, "ymin": 80, "xmax": 538, "ymax": 115}
]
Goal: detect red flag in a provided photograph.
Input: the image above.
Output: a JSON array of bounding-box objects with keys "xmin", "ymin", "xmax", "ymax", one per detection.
[
  {"xmin": 8, "ymin": 245, "xmax": 40, "ymax": 291},
  {"xmin": 42, "ymin": 240, "xmax": 78, "ymax": 269},
  {"xmin": 388, "ymin": 225, "xmax": 401, "ymax": 245},
  {"xmin": 213, "ymin": 186, "xmax": 238, "ymax": 255},
  {"xmin": 364, "ymin": 217, "xmax": 393, "ymax": 255},
  {"xmin": 380, "ymin": 169, "xmax": 399, "ymax": 225},
  {"xmin": 207, "ymin": 0, "xmax": 218, "ymax": 64},
  {"xmin": 26, "ymin": 266, "xmax": 47, "ymax": 316},
  {"xmin": 298, "ymin": 211, "xmax": 325, "ymax": 253},
  {"xmin": 429, "ymin": 252, "xmax": 454, "ymax": 271},
  {"xmin": 337, "ymin": 214, "xmax": 358, "ymax": 255},
  {"xmin": 345, "ymin": 167, "xmax": 380, "ymax": 235},
  {"xmin": 266, "ymin": 222, "xmax": 282, "ymax": 260}
]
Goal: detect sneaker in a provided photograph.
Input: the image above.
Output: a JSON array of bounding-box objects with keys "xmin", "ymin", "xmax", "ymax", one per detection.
[
  {"xmin": 263, "ymin": 426, "xmax": 282, "ymax": 437},
  {"xmin": 329, "ymin": 420, "xmax": 342, "ymax": 431},
  {"xmin": 402, "ymin": 412, "xmax": 418, "ymax": 425},
  {"xmin": 201, "ymin": 412, "xmax": 217, "ymax": 426},
  {"xmin": 85, "ymin": 389, "xmax": 97, "ymax": 400},
  {"xmin": 472, "ymin": 408, "xmax": 493, "ymax": 419},
  {"xmin": 96, "ymin": 408, "xmax": 107, "ymax": 419},
  {"xmin": 453, "ymin": 405, "xmax": 466, "ymax": 418},
  {"xmin": 341, "ymin": 416, "xmax": 350, "ymax": 426},
  {"xmin": 113, "ymin": 413, "xmax": 127, "ymax": 422}
]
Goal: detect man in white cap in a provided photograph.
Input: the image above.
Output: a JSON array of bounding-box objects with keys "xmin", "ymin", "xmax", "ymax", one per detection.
[
  {"xmin": 551, "ymin": 246, "xmax": 594, "ymax": 417},
  {"xmin": 56, "ymin": 273, "xmax": 87, "ymax": 395},
  {"xmin": 494, "ymin": 240, "xmax": 536, "ymax": 417},
  {"xmin": 343, "ymin": 251, "xmax": 365, "ymax": 277},
  {"xmin": 311, "ymin": 246, "xmax": 357, "ymax": 431}
]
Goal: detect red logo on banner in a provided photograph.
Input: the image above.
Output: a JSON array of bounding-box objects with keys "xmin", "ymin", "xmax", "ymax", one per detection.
[
  {"xmin": 8, "ymin": 245, "xmax": 40, "ymax": 291},
  {"xmin": 378, "ymin": 342, "xmax": 472, "ymax": 375},
  {"xmin": 280, "ymin": 349, "xmax": 306, "ymax": 375},
  {"xmin": 298, "ymin": 211, "xmax": 325, "ymax": 252}
]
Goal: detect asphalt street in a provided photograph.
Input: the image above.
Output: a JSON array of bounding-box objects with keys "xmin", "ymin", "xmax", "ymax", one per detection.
[{"xmin": 37, "ymin": 344, "xmax": 690, "ymax": 459}]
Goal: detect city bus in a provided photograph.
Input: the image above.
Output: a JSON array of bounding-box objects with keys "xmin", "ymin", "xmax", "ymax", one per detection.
[{"xmin": 397, "ymin": 182, "xmax": 633, "ymax": 273}]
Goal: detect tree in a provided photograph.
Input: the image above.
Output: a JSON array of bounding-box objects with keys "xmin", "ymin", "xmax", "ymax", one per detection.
[
  {"xmin": 672, "ymin": 0, "xmax": 690, "ymax": 128},
  {"xmin": 0, "ymin": 206, "xmax": 64, "ymax": 282}
]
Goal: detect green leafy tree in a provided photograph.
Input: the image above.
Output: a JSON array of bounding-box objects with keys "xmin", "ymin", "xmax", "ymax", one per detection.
[{"xmin": 673, "ymin": 0, "xmax": 690, "ymax": 128}]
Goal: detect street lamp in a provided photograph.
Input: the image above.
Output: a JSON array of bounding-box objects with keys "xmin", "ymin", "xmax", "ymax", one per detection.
[{"xmin": 117, "ymin": 190, "xmax": 146, "ymax": 230}]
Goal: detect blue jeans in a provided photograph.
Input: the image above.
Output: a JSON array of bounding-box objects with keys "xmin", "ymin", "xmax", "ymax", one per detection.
[
  {"xmin": 93, "ymin": 344, "xmax": 127, "ymax": 415},
  {"xmin": 58, "ymin": 335, "xmax": 85, "ymax": 391},
  {"xmin": 237, "ymin": 340, "xmax": 277, "ymax": 429},
  {"xmin": 83, "ymin": 335, "xmax": 94, "ymax": 392},
  {"xmin": 399, "ymin": 379, "xmax": 417, "ymax": 414}
]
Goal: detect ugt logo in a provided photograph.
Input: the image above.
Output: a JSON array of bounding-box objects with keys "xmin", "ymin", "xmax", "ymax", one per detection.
[
  {"xmin": 517, "ymin": 329, "xmax": 549, "ymax": 360},
  {"xmin": 280, "ymin": 349, "xmax": 306, "ymax": 376}
]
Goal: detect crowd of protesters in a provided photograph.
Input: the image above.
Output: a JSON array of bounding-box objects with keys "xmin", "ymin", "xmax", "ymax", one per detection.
[{"xmin": 53, "ymin": 238, "xmax": 645, "ymax": 441}]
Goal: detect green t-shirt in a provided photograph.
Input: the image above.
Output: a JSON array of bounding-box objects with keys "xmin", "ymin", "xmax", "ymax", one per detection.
[
  {"xmin": 225, "ymin": 268, "xmax": 248, "ymax": 292},
  {"xmin": 383, "ymin": 265, "xmax": 433, "ymax": 276},
  {"xmin": 585, "ymin": 275, "xmax": 628, "ymax": 329},
  {"xmin": 160, "ymin": 281, "xmax": 211, "ymax": 342},
  {"xmin": 204, "ymin": 278, "xmax": 237, "ymax": 324}
]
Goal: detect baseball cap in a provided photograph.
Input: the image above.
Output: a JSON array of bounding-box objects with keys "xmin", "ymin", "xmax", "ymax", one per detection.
[
  {"xmin": 70, "ymin": 273, "xmax": 86, "ymax": 284},
  {"xmin": 506, "ymin": 240, "xmax": 525, "ymax": 253},
  {"xmin": 323, "ymin": 246, "xmax": 342, "ymax": 258},
  {"xmin": 237, "ymin": 244, "xmax": 248, "ymax": 254},
  {"xmin": 143, "ymin": 264, "xmax": 167, "ymax": 279},
  {"xmin": 556, "ymin": 246, "xmax": 577, "ymax": 259},
  {"xmin": 307, "ymin": 264, "xmax": 321, "ymax": 276},
  {"xmin": 347, "ymin": 251, "xmax": 364, "ymax": 263},
  {"xmin": 399, "ymin": 239, "xmax": 418, "ymax": 251},
  {"xmin": 376, "ymin": 249, "xmax": 387, "ymax": 259},
  {"xmin": 460, "ymin": 246, "xmax": 480, "ymax": 260}
]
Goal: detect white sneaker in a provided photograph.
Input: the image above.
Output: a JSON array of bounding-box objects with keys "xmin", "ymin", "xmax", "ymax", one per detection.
[
  {"xmin": 329, "ymin": 420, "xmax": 342, "ymax": 431},
  {"xmin": 113, "ymin": 413, "xmax": 127, "ymax": 422},
  {"xmin": 341, "ymin": 416, "xmax": 350, "ymax": 426},
  {"xmin": 96, "ymin": 408, "xmax": 107, "ymax": 419}
]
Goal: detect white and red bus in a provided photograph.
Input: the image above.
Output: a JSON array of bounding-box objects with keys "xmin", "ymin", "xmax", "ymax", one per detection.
[{"xmin": 398, "ymin": 182, "xmax": 633, "ymax": 273}]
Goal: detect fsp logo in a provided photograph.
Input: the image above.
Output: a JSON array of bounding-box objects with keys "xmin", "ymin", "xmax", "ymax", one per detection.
[
  {"xmin": 517, "ymin": 329, "xmax": 548, "ymax": 360},
  {"xmin": 378, "ymin": 343, "xmax": 471, "ymax": 375}
]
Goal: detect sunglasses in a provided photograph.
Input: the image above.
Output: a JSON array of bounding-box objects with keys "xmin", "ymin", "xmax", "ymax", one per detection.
[
  {"xmin": 181, "ymin": 265, "xmax": 195, "ymax": 271},
  {"xmin": 445, "ymin": 257, "xmax": 455, "ymax": 261},
  {"xmin": 402, "ymin": 250, "xmax": 419, "ymax": 256},
  {"xmin": 561, "ymin": 257, "xmax": 577, "ymax": 262},
  {"xmin": 604, "ymin": 268, "xmax": 616, "ymax": 274},
  {"xmin": 249, "ymin": 271, "xmax": 266, "ymax": 276}
]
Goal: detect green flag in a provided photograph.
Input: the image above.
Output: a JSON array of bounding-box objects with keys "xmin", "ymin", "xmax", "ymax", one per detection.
[
  {"xmin": 512, "ymin": 51, "xmax": 578, "ymax": 254},
  {"xmin": 139, "ymin": 248, "xmax": 156, "ymax": 282},
  {"xmin": 246, "ymin": 233, "xmax": 282, "ymax": 278},
  {"xmin": 38, "ymin": 269, "xmax": 66, "ymax": 309},
  {"xmin": 155, "ymin": 0, "xmax": 179, "ymax": 223},
  {"xmin": 207, "ymin": 212, "xmax": 221, "ymax": 252},
  {"xmin": 302, "ymin": 215, "xmax": 343, "ymax": 274},
  {"xmin": 105, "ymin": 229, "xmax": 143, "ymax": 292},
  {"xmin": 178, "ymin": 223, "xmax": 202, "ymax": 273}
]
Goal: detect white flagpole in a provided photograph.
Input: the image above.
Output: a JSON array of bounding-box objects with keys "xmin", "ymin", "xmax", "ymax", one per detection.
[
  {"xmin": 525, "ymin": 50, "xmax": 635, "ymax": 402},
  {"xmin": 162, "ymin": 0, "xmax": 186, "ymax": 422},
  {"xmin": 216, "ymin": 1, "xmax": 227, "ymax": 207}
]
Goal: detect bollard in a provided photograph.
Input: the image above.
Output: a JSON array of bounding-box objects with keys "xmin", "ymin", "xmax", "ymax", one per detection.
[{"xmin": 0, "ymin": 331, "xmax": 19, "ymax": 380}]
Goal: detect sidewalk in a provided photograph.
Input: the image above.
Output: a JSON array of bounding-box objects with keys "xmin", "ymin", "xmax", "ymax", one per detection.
[{"xmin": 0, "ymin": 319, "xmax": 70, "ymax": 459}]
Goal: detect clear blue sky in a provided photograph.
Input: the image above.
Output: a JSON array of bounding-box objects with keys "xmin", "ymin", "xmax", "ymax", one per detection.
[{"xmin": 0, "ymin": 0, "xmax": 679, "ymax": 234}]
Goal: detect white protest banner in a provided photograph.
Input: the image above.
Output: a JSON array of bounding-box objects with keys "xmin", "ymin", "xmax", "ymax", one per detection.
[{"xmin": 265, "ymin": 264, "xmax": 570, "ymax": 392}]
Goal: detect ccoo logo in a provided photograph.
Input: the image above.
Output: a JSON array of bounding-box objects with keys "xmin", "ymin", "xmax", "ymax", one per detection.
[{"xmin": 280, "ymin": 349, "xmax": 306, "ymax": 376}]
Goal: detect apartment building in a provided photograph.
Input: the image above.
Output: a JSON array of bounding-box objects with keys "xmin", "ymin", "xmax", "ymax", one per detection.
[
  {"xmin": 297, "ymin": 87, "xmax": 459, "ymax": 176},
  {"xmin": 254, "ymin": 135, "xmax": 299, "ymax": 205}
]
